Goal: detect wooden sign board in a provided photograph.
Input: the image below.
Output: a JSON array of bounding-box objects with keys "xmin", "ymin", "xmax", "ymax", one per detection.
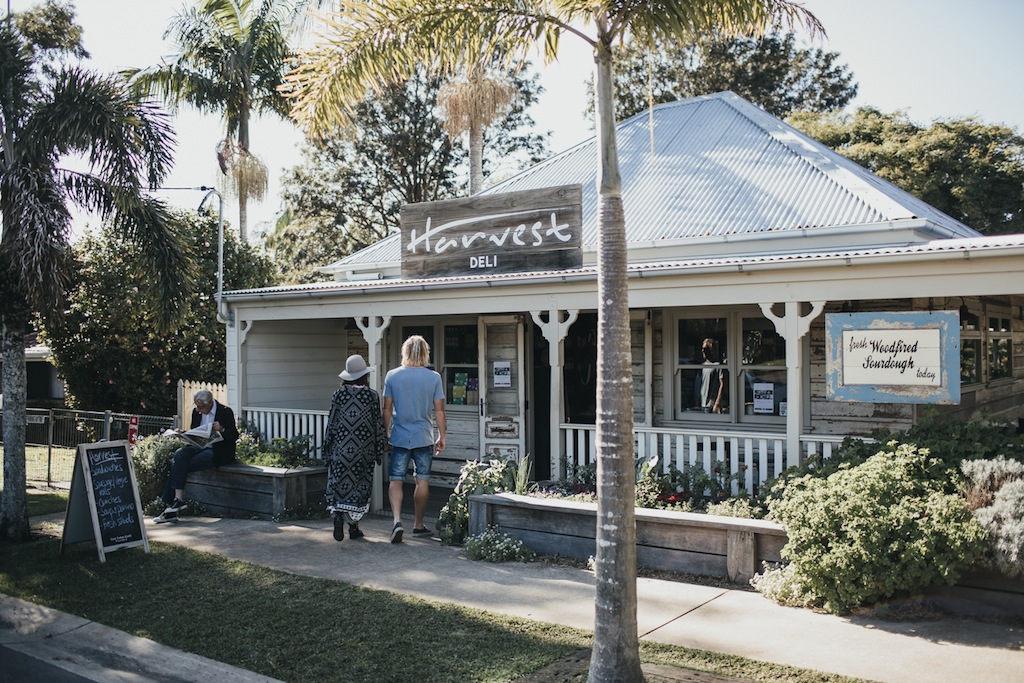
[
  {"xmin": 825, "ymin": 311, "xmax": 960, "ymax": 404},
  {"xmin": 61, "ymin": 440, "xmax": 150, "ymax": 562},
  {"xmin": 400, "ymin": 184, "xmax": 583, "ymax": 279}
]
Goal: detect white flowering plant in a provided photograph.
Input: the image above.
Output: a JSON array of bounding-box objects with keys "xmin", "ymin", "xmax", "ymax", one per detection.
[{"xmin": 464, "ymin": 526, "xmax": 536, "ymax": 563}]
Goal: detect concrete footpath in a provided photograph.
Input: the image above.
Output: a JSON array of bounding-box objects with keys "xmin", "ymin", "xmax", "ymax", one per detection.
[{"xmin": 4, "ymin": 513, "xmax": 1023, "ymax": 683}]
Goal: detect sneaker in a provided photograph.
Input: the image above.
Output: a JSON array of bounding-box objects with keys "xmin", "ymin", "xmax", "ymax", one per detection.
[
  {"xmin": 333, "ymin": 515, "xmax": 345, "ymax": 542},
  {"xmin": 349, "ymin": 524, "xmax": 365, "ymax": 540},
  {"xmin": 412, "ymin": 526, "xmax": 433, "ymax": 537},
  {"xmin": 390, "ymin": 522, "xmax": 404, "ymax": 544},
  {"xmin": 163, "ymin": 499, "xmax": 188, "ymax": 515},
  {"xmin": 154, "ymin": 512, "xmax": 178, "ymax": 524}
]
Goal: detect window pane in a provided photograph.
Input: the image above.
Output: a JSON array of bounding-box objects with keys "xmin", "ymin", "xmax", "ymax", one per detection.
[
  {"xmin": 444, "ymin": 324, "xmax": 477, "ymax": 364},
  {"xmin": 961, "ymin": 339, "xmax": 981, "ymax": 384},
  {"xmin": 742, "ymin": 369, "xmax": 787, "ymax": 416},
  {"xmin": 681, "ymin": 367, "xmax": 729, "ymax": 413},
  {"xmin": 678, "ymin": 318, "xmax": 727, "ymax": 364},
  {"xmin": 742, "ymin": 318, "xmax": 785, "ymax": 366},
  {"xmin": 989, "ymin": 338, "xmax": 1012, "ymax": 380}
]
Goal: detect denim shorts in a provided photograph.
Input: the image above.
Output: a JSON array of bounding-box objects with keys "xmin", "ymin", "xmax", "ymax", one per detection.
[{"xmin": 389, "ymin": 445, "xmax": 433, "ymax": 481}]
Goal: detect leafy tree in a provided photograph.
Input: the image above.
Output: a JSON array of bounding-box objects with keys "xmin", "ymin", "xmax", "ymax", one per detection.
[
  {"xmin": 601, "ymin": 30, "xmax": 856, "ymax": 121},
  {"xmin": 281, "ymin": 2, "xmax": 821, "ymax": 679},
  {"xmin": 41, "ymin": 210, "xmax": 276, "ymax": 415},
  {"xmin": 789, "ymin": 108, "xmax": 1024, "ymax": 235},
  {"xmin": 126, "ymin": 0, "xmax": 302, "ymax": 242},
  {"xmin": 1, "ymin": 1, "xmax": 189, "ymax": 541},
  {"xmin": 268, "ymin": 69, "xmax": 547, "ymax": 284}
]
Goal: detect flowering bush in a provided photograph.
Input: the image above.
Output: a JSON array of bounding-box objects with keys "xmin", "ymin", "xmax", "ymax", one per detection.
[{"xmin": 464, "ymin": 526, "xmax": 536, "ymax": 563}]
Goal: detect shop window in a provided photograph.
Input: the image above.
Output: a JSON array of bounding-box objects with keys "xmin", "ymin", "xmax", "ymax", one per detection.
[
  {"xmin": 741, "ymin": 317, "xmax": 787, "ymax": 417},
  {"xmin": 988, "ymin": 316, "xmax": 1012, "ymax": 381},
  {"xmin": 677, "ymin": 318, "xmax": 729, "ymax": 416},
  {"xmin": 675, "ymin": 313, "xmax": 787, "ymax": 422},
  {"xmin": 442, "ymin": 324, "xmax": 479, "ymax": 407},
  {"xmin": 960, "ymin": 309, "xmax": 981, "ymax": 385}
]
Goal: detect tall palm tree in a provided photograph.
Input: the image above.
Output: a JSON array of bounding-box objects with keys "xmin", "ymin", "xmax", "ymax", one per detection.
[
  {"xmin": 283, "ymin": 2, "xmax": 821, "ymax": 679},
  {"xmin": 0, "ymin": 3, "xmax": 191, "ymax": 541},
  {"xmin": 126, "ymin": 0, "xmax": 302, "ymax": 242}
]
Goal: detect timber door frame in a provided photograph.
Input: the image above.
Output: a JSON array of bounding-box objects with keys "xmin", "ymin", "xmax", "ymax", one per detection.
[{"xmin": 477, "ymin": 315, "xmax": 527, "ymax": 465}]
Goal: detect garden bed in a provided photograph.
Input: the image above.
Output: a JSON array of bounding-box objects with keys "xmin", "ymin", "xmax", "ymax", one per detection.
[
  {"xmin": 468, "ymin": 492, "xmax": 1024, "ymax": 616},
  {"xmin": 187, "ymin": 463, "xmax": 327, "ymax": 519},
  {"xmin": 467, "ymin": 492, "xmax": 787, "ymax": 584}
]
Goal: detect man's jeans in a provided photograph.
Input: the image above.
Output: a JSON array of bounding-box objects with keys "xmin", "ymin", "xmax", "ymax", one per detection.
[{"xmin": 162, "ymin": 445, "xmax": 216, "ymax": 504}]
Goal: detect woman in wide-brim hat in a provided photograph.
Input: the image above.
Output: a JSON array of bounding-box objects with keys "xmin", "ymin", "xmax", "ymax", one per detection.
[{"xmin": 323, "ymin": 354, "xmax": 385, "ymax": 541}]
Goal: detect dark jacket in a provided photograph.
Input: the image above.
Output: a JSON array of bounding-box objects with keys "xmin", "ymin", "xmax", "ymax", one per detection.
[{"xmin": 190, "ymin": 401, "xmax": 238, "ymax": 466}]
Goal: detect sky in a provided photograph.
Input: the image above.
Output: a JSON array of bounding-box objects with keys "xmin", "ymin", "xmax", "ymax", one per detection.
[{"xmin": 8, "ymin": 0, "xmax": 1023, "ymax": 240}]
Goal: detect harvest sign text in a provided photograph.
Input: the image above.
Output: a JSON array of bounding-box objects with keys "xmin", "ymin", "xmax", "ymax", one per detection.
[{"xmin": 400, "ymin": 184, "xmax": 582, "ymax": 278}]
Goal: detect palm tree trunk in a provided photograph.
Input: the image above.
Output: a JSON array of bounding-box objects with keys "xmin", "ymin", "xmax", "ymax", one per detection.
[
  {"xmin": 1, "ymin": 318, "xmax": 31, "ymax": 542},
  {"xmin": 587, "ymin": 22, "xmax": 643, "ymax": 683},
  {"xmin": 469, "ymin": 119, "xmax": 484, "ymax": 195}
]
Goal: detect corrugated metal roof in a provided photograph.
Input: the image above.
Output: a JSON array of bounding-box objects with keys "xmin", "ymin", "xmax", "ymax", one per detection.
[
  {"xmin": 328, "ymin": 91, "xmax": 979, "ymax": 270},
  {"xmin": 229, "ymin": 233, "xmax": 1024, "ymax": 299}
]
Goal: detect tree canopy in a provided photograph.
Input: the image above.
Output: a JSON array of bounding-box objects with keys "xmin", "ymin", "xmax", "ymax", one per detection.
[
  {"xmin": 597, "ymin": 30, "xmax": 856, "ymax": 121},
  {"xmin": 42, "ymin": 211, "xmax": 276, "ymax": 416},
  {"xmin": 789, "ymin": 108, "xmax": 1024, "ymax": 236},
  {"xmin": 267, "ymin": 69, "xmax": 547, "ymax": 284}
]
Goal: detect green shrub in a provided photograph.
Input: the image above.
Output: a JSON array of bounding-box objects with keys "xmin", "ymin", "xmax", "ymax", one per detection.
[
  {"xmin": 131, "ymin": 434, "xmax": 178, "ymax": 508},
  {"xmin": 235, "ymin": 433, "xmax": 319, "ymax": 468},
  {"xmin": 437, "ymin": 458, "xmax": 518, "ymax": 546},
  {"xmin": 761, "ymin": 413, "xmax": 1024, "ymax": 507},
  {"xmin": 759, "ymin": 442, "xmax": 987, "ymax": 615},
  {"xmin": 633, "ymin": 458, "xmax": 739, "ymax": 512},
  {"xmin": 960, "ymin": 456, "xmax": 1024, "ymax": 510},
  {"xmin": 464, "ymin": 526, "xmax": 536, "ymax": 563},
  {"xmin": 705, "ymin": 497, "xmax": 757, "ymax": 518}
]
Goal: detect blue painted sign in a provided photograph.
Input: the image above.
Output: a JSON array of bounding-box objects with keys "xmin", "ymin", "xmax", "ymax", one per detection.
[{"xmin": 826, "ymin": 311, "xmax": 960, "ymax": 404}]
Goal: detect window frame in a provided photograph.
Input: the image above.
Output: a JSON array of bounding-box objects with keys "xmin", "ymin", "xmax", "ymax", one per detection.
[{"xmin": 669, "ymin": 308, "xmax": 788, "ymax": 425}]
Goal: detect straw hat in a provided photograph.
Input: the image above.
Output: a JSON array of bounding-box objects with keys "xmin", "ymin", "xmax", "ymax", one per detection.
[{"xmin": 339, "ymin": 354, "xmax": 372, "ymax": 381}]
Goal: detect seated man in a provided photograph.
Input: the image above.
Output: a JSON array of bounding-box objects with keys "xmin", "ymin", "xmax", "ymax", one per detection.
[{"xmin": 155, "ymin": 389, "xmax": 238, "ymax": 523}]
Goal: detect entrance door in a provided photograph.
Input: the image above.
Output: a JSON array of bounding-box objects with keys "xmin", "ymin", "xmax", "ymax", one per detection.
[{"xmin": 478, "ymin": 316, "xmax": 526, "ymax": 464}]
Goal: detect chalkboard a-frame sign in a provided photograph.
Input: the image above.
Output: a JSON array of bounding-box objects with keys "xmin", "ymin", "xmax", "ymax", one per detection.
[{"xmin": 61, "ymin": 440, "xmax": 150, "ymax": 562}]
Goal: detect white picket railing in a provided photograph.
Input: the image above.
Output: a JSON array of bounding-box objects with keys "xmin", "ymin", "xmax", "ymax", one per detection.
[
  {"xmin": 242, "ymin": 406, "xmax": 330, "ymax": 458},
  {"xmin": 237, "ymin": 406, "xmax": 852, "ymax": 491},
  {"xmin": 561, "ymin": 423, "xmax": 851, "ymax": 495}
]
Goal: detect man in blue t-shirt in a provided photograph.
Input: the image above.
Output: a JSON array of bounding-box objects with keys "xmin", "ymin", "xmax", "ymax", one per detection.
[{"xmin": 383, "ymin": 335, "xmax": 446, "ymax": 543}]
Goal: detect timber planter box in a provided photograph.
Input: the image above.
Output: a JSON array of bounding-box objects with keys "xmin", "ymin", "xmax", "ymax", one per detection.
[
  {"xmin": 187, "ymin": 463, "xmax": 327, "ymax": 520},
  {"xmin": 467, "ymin": 492, "xmax": 787, "ymax": 584}
]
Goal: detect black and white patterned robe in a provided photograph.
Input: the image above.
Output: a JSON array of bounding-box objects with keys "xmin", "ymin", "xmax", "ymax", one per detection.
[{"xmin": 324, "ymin": 385, "xmax": 385, "ymax": 520}]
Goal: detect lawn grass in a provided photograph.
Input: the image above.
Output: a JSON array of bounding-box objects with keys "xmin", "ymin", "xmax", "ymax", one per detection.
[{"xmin": 0, "ymin": 526, "xmax": 870, "ymax": 683}]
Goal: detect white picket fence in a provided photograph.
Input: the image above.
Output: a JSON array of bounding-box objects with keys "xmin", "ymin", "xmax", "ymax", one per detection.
[
  {"xmin": 176, "ymin": 380, "xmax": 227, "ymax": 429},
  {"xmin": 241, "ymin": 406, "xmax": 330, "ymax": 458},
  {"xmin": 561, "ymin": 424, "xmax": 850, "ymax": 495},
  {"xmin": 237, "ymin": 404, "xmax": 852, "ymax": 493}
]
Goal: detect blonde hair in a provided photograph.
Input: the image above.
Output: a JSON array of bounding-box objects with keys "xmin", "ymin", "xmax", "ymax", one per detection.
[{"xmin": 401, "ymin": 335, "xmax": 431, "ymax": 367}]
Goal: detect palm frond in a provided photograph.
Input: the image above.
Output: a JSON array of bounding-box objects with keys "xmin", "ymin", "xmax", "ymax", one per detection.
[
  {"xmin": 0, "ymin": 164, "xmax": 73, "ymax": 318},
  {"xmin": 283, "ymin": 0, "xmax": 566, "ymax": 139}
]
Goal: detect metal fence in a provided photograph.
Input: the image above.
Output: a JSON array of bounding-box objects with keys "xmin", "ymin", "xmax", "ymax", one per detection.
[{"xmin": 2, "ymin": 408, "xmax": 175, "ymax": 488}]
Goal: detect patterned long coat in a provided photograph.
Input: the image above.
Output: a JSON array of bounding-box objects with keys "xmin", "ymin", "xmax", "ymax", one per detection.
[{"xmin": 324, "ymin": 385, "xmax": 385, "ymax": 520}]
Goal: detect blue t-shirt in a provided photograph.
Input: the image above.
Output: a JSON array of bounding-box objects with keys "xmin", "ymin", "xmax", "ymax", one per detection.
[{"xmin": 383, "ymin": 365, "xmax": 445, "ymax": 449}]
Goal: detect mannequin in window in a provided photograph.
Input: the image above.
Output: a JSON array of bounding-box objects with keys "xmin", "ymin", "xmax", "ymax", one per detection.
[{"xmin": 698, "ymin": 338, "xmax": 726, "ymax": 413}]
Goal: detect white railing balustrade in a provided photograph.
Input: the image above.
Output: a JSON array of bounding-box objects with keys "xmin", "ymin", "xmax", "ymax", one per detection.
[
  {"xmin": 238, "ymin": 406, "xmax": 852, "ymax": 492},
  {"xmin": 562, "ymin": 423, "xmax": 850, "ymax": 496},
  {"xmin": 242, "ymin": 407, "xmax": 330, "ymax": 459}
]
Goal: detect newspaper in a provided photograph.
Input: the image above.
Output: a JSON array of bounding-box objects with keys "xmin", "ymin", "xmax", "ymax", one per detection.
[{"xmin": 162, "ymin": 423, "xmax": 224, "ymax": 449}]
